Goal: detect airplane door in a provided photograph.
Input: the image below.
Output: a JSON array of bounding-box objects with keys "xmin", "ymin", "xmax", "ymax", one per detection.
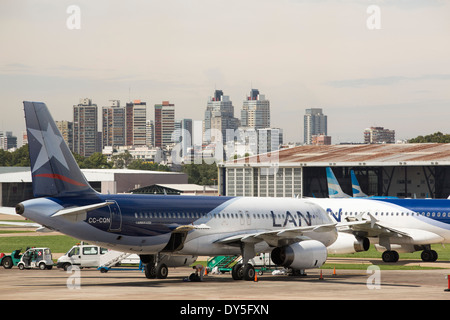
[
  {"xmin": 108, "ymin": 201, "xmax": 122, "ymax": 232},
  {"xmin": 239, "ymin": 210, "xmax": 244, "ymax": 225},
  {"xmin": 245, "ymin": 210, "xmax": 251, "ymax": 225}
]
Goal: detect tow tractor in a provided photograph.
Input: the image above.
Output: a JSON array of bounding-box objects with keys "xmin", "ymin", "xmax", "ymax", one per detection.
[
  {"xmin": 17, "ymin": 247, "xmax": 53, "ymax": 270},
  {"xmin": 0, "ymin": 249, "xmax": 23, "ymax": 269}
]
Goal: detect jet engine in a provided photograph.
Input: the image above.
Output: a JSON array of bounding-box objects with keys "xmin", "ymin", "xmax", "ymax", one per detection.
[
  {"xmin": 271, "ymin": 240, "xmax": 327, "ymax": 269},
  {"xmin": 326, "ymin": 232, "xmax": 370, "ymax": 254}
]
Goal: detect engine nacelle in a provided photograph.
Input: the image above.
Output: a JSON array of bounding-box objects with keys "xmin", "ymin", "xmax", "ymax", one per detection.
[
  {"xmin": 271, "ymin": 240, "xmax": 327, "ymax": 270},
  {"xmin": 327, "ymin": 232, "xmax": 370, "ymax": 254}
]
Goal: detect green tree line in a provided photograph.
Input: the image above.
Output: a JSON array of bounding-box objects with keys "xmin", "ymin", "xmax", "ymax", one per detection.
[
  {"xmin": 408, "ymin": 132, "xmax": 450, "ymax": 143},
  {"xmin": 0, "ymin": 146, "xmax": 217, "ymax": 185}
]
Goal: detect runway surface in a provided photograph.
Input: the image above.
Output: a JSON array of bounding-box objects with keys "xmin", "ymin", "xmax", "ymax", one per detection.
[{"xmin": 1, "ymin": 264, "xmax": 449, "ymax": 300}]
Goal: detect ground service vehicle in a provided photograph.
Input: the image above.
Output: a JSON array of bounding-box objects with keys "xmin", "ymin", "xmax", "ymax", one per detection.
[
  {"xmin": 57, "ymin": 244, "xmax": 108, "ymax": 271},
  {"xmin": 0, "ymin": 250, "xmax": 23, "ymax": 269},
  {"xmin": 17, "ymin": 247, "xmax": 53, "ymax": 270}
]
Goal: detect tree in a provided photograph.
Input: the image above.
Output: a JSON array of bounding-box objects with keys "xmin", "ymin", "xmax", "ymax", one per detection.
[
  {"xmin": 127, "ymin": 159, "xmax": 171, "ymax": 172},
  {"xmin": 409, "ymin": 132, "xmax": 450, "ymax": 143},
  {"xmin": 83, "ymin": 152, "xmax": 111, "ymax": 169},
  {"xmin": 0, "ymin": 145, "xmax": 30, "ymax": 167},
  {"xmin": 110, "ymin": 151, "xmax": 133, "ymax": 169},
  {"xmin": 182, "ymin": 162, "xmax": 218, "ymax": 185}
]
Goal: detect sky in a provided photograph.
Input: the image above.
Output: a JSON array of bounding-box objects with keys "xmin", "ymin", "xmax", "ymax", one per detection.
[{"xmin": 1, "ymin": 0, "xmax": 449, "ymax": 144}]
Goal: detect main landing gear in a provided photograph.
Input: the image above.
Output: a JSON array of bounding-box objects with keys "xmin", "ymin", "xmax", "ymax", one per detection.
[
  {"xmin": 232, "ymin": 263, "xmax": 256, "ymax": 281},
  {"xmin": 232, "ymin": 243, "xmax": 257, "ymax": 281},
  {"xmin": 421, "ymin": 249, "xmax": 438, "ymax": 262},
  {"xmin": 381, "ymin": 249, "xmax": 438, "ymax": 263},
  {"xmin": 140, "ymin": 254, "xmax": 168, "ymax": 279}
]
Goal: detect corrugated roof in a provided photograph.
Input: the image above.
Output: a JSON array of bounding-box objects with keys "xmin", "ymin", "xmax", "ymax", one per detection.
[{"xmin": 223, "ymin": 143, "xmax": 450, "ymax": 167}]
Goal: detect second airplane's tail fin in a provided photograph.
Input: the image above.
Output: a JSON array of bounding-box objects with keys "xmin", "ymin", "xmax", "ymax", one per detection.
[
  {"xmin": 351, "ymin": 170, "xmax": 368, "ymax": 198},
  {"xmin": 24, "ymin": 101, "xmax": 96, "ymax": 198},
  {"xmin": 326, "ymin": 167, "xmax": 351, "ymax": 198}
]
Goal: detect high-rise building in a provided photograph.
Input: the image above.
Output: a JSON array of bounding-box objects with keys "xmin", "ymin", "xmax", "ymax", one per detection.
[
  {"xmin": 154, "ymin": 101, "xmax": 175, "ymax": 148},
  {"xmin": 55, "ymin": 120, "xmax": 73, "ymax": 151},
  {"xmin": 204, "ymin": 90, "xmax": 239, "ymax": 143},
  {"xmin": 73, "ymin": 98, "xmax": 98, "ymax": 157},
  {"xmin": 102, "ymin": 100, "xmax": 125, "ymax": 148},
  {"xmin": 304, "ymin": 108, "xmax": 327, "ymax": 145},
  {"xmin": 240, "ymin": 89, "xmax": 270, "ymax": 129},
  {"xmin": 126, "ymin": 100, "xmax": 147, "ymax": 146},
  {"xmin": 146, "ymin": 120, "xmax": 154, "ymax": 147},
  {"xmin": 0, "ymin": 131, "xmax": 17, "ymax": 150},
  {"xmin": 364, "ymin": 127, "xmax": 395, "ymax": 144},
  {"xmin": 173, "ymin": 118, "xmax": 193, "ymax": 159}
]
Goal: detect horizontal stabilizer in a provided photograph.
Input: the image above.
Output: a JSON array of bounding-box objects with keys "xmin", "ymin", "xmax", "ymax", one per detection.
[
  {"xmin": 0, "ymin": 207, "xmax": 18, "ymax": 216},
  {"xmin": 52, "ymin": 202, "xmax": 112, "ymax": 222},
  {"xmin": 0, "ymin": 221, "xmax": 41, "ymax": 228}
]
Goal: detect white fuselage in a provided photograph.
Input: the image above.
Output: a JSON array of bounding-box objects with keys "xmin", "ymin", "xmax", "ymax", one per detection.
[{"xmin": 309, "ymin": 198, "xmax": 450, "ymax": 245}]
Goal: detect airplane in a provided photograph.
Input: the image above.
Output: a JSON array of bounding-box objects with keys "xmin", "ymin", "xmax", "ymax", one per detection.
[
  {"xmin": 350, "ymin": 170, "xmax": 368, "ymax": 198},
  {"xmin": 322, "ymin": 168, "xmax": 450, "ymax": 262},
  {"xmin": 326, "ymin": 167, "xmax": 351, "ymax": 198},
  {"xmin": 0, "ymin": 101, "xmax": 338, "ymax": 281}
]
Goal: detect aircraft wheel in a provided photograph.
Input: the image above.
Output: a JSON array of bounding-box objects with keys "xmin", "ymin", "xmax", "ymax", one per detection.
[
  {"xmin": 431, "ymin": 250, "xmax": 438, "ymax": 262},
  {"xmin": 421, "ymin": 250, "xmax": 438, "ymax": 262},
  {"xmin": 243, "ymin": 264, "xmax": 255, "ymax": 281},
  {"xmin": 144, "ymin": 264, "xmax": 157, "ymax": 279},
  {"xmin": 231, "ymin": 263, "xmax": 243, "ymax": 280},
  {"xmin": 156, "ymin": 263, "xmax": 168, "ymax": 279},
  {"xmin": 382, "ymin": 250, "xmax": 399, "ymax": 263}
]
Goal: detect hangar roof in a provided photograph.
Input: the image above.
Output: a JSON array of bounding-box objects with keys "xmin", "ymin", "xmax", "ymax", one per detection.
[{"xmin": 222, "ymin": 143, "xmax": 450, "ymax": 167}]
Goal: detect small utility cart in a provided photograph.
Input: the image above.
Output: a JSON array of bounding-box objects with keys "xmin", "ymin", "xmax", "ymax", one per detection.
[{"xmin": 17, "ymin": 247, "xmax": 53, "ymax": 270}]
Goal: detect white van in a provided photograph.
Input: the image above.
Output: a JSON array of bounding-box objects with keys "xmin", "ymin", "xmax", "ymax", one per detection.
[{"xmin": 57, "ymin": 244, "xmax": 108, "ymax": 271}]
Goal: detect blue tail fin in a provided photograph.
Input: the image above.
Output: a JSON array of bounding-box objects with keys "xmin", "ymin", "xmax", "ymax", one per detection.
[
  {"xmin": 350, "ymin": 170, "xmax": 368, "ymax": 198},
  {"xmin": 326, "ymin": 167, "xmax": 351, "ymax": 198},
  {"xmin": 24, "ymin": 101, "xmax": 96, "ymax": 197}
]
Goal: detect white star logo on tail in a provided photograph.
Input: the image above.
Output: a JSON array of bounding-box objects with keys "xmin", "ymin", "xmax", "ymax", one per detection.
[{"xmin": 28, "ymin": 123, "xmax": 69, "ymax": 173}]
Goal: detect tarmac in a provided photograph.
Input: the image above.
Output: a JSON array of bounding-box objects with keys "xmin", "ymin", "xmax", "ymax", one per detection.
[
  {"xmin": 1, "ymin": 215, "xmax": 450, "ymax": 302},
  {"xmin": 1, "ymin": 259, "xmax": 450, "ymax": 301}
]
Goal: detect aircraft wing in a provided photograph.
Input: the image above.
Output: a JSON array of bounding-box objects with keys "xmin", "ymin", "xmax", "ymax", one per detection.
[
  {"xmin": 338, "ymin": 213, "xmax": 411, "ymax": 239},
  {"xmin": 215, "ymin": 223, "xmax": 336, "ymax": 247}
]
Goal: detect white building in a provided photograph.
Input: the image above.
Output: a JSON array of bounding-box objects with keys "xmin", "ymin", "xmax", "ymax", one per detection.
[
  {"xmin": 240, "ymin": 89, "xmax": 270, "ymax": 129},
  {"xmin": 304, "ymin": 108, "xmax": 327, "ymax": 145}
]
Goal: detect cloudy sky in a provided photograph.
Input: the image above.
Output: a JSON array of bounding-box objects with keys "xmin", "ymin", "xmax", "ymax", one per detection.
[{"xmin": 1, "ymin": 0, "xmax": 449, "ymax": 144}]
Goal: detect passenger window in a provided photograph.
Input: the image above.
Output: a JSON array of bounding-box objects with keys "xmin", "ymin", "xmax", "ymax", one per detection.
[{"xmin": 83, "ymin": 247, "xmax": 98, "ymax": 255}]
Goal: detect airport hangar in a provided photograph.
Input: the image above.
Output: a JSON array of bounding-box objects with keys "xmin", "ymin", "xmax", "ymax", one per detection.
[
  {"xmin": 217, "ymin": 143, "xmax": 450, "ymax": 199},
  {"xmin": 0, "ymin": 168, "xmax": 188, "ymax": 207}
]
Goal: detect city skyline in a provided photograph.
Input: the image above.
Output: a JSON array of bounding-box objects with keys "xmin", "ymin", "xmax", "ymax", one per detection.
[{"xmin": 1, "ymin": 1, "xmax": 449, "ymax": 144}]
